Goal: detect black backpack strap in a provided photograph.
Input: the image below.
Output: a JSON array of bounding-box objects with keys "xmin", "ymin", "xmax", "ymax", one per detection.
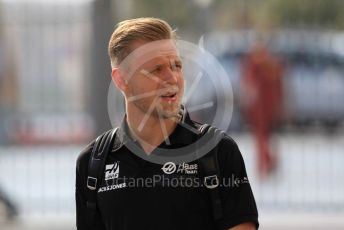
[
  {"xmin": 86, "ymin": 128, "xmax": 118, "ymax": 213},
  {"xmin": 198, "ymin": 124, "xmax": 225, "ymax": 226}
]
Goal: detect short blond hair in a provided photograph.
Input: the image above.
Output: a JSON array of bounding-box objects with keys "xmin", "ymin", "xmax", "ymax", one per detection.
[{"xmin": 108, "ymin": 17, "xmax": 176, "ymax": 68}]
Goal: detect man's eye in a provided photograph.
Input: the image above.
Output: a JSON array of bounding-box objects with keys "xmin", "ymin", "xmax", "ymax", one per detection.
[
  {"xmin": 171, "ymin": 63, "xmax": 182, "ymax": 71},
  {"xmin": 150, "ymin": 66, "xmax": 162, "ymax": 74}
]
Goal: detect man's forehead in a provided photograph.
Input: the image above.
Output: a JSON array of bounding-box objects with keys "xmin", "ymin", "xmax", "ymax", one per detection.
[
  {"xmin": 125, "ymin": 39, "xmax": 180, "ymax": 68},
  {"xmin": 130, "ymin": 39, "xmax": 178, "ymax": 53},
  {"xmin": 144, "ymin": 49, "xmax": 180, "ymax": 62},
  {"xmin": 132, "ymin": 40, "xmax": 180, "ymax": 65}
]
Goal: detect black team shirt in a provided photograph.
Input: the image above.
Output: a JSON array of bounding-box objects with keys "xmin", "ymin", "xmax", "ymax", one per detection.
[{"xmin": 76, "ymin": 110, "xmax": 259, "ymax": 230}]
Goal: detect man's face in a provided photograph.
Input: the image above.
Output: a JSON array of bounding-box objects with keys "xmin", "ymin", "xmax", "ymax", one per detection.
[{"xmin": 122, "ymin": 40, "xmax": 184, "ymax": 120}]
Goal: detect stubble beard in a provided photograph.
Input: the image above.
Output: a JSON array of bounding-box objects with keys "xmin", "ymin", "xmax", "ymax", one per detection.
[
  {"xmin": 133, "ymin": 97, "xmax": 182, "ymax": 121},
  {"xmin": 156, "ymin": 102, "xmax": 181, "ymax": 120}
]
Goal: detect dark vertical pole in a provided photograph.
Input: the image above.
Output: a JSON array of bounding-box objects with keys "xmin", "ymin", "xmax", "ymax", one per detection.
[{"xmin": 90, "ymin": 0, "xmax": 113, "ymax": 135}]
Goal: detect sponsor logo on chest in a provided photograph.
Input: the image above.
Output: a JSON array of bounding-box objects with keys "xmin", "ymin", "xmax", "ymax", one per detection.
[
  {"xmin": 161, "ymin": 162, "xmax": 198, "ymax": 175},
  {"xmin": 105, "ymin": 162, "xmax": 119, "ymax": 180},
  {"xmin": 98, "ymin": 162, "xmax": 126, "ymax": 193}
]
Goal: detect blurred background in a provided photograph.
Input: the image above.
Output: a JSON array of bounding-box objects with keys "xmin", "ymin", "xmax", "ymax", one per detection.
[{"xmin": 0, "ymin": 0, "xmax": 343, "ymax": 229}]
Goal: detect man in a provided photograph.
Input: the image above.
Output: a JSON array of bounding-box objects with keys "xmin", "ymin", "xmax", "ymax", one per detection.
[
  {"xmin": 76, "ymin": 18, "xmax": 258, "ymax": 230},
  {"xmin": 241, "ymin": 41, "xmax": 283, "ymax": 178}
]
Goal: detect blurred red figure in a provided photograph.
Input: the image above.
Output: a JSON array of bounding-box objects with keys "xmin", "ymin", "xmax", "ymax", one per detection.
[{"xmin": 241, "ymin": 42, "xmax": 284, "ymax": 178}]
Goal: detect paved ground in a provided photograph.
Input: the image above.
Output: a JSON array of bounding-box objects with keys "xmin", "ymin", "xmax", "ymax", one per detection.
[
  {"xmin": 2, "ymin": 212, "xmax": 344, "ymax": 230},
  {"xmin": 0, "ymin": 131, "xmax": 344, "ymax": 229}
]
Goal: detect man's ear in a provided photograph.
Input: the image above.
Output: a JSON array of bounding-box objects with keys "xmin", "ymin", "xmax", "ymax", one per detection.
[{"xmin": 111, "ymin": 68, "xmax": 128, "ymax": 92}]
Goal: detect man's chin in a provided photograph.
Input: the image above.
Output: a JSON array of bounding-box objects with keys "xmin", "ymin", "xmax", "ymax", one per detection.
[
  {"xmin": 160, "ymin": 111, "xmax": 179, "ymax": 119},
  {"xmin": 157, "ymin": 105, "xmax": 181, "ymax": 120}
]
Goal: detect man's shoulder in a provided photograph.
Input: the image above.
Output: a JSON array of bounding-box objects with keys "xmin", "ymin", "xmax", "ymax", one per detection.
[
  {"xmin": 219, "ymin": 132, "xmax": 238, "ymax": 148},
  {"xmin": 190, "ymin": 120, "xmax": 237, "ymax": 147},
  {"xmin": 76, "ymin": 140, "xmax": 95, "ymax": 170},
  {"xmin": 215, "ymin": 130, "xmax": 246, "ymax": 171},
  {"xmin": 195, "ymin": 122, "xmax": 240, "ymax": 156},
  {"xmin": 76, "ymin": 128, "xmax": 119, "ymax": 168},
  {"xmin": 77, "ymin": 130, "xmax": 116, "ymax": 166},
  {"xmin": 189, "ymin": 119, "xmax": 240, "ymax": 154}
]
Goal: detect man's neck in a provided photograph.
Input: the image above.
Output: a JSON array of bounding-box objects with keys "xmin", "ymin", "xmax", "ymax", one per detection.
[{"xmin": 126, "ymin": 105, "xmax": 179, "ymax": 154}]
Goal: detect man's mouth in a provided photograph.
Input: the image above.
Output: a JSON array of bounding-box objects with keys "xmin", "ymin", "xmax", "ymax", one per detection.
[
  {"xmin": 160, "ymin": 92, "xmax": 177, "ymax": 101},
  {"xmin": 158, "ymin": 86, "xmax": 179, "ymax": 102},
  {"xmin": 161, "ymin": 92, "xmax": 177, "ymax": 98}
]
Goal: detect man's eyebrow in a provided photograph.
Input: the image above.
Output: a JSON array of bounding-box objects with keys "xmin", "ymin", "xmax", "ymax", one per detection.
[
  {"xmin": 150, "ymin": 63, "xmax": 164, "ymax": 70},
  {"xmin": 140, "ymin": 62, "xmax": 162, "ymax": 70},
  {"xmin": 170, "ymin": 58, "xmax": 182, "ymax": 66}
]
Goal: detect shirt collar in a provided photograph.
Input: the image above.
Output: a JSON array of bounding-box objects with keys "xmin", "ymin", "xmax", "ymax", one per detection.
[{"xmin": 116, "ymin": 105, "xmax": 199, "ymax": 148}]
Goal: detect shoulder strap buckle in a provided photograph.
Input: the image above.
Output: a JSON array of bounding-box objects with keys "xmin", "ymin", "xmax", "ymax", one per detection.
[{"xmin": 87, "ymin": 176, "xmax": 98, "ymax": 190}]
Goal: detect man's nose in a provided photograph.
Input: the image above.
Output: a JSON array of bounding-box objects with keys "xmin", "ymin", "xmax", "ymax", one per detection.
[{"xmin": 161, "ymin": 66, "xmax": 178, "ymax": 85}]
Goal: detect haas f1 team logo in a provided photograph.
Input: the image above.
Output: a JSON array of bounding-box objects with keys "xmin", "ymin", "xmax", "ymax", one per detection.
[
  {"xmin": 161, "ymin": 162, "xmax": 177, "ymax": 174},
  {"xmin": 161, "ymin": 162, "xmax": 198, "ymax": 175},
  {"xmin": 105, "ymin": 162, "xmax": 119, "ymax": 180}
]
